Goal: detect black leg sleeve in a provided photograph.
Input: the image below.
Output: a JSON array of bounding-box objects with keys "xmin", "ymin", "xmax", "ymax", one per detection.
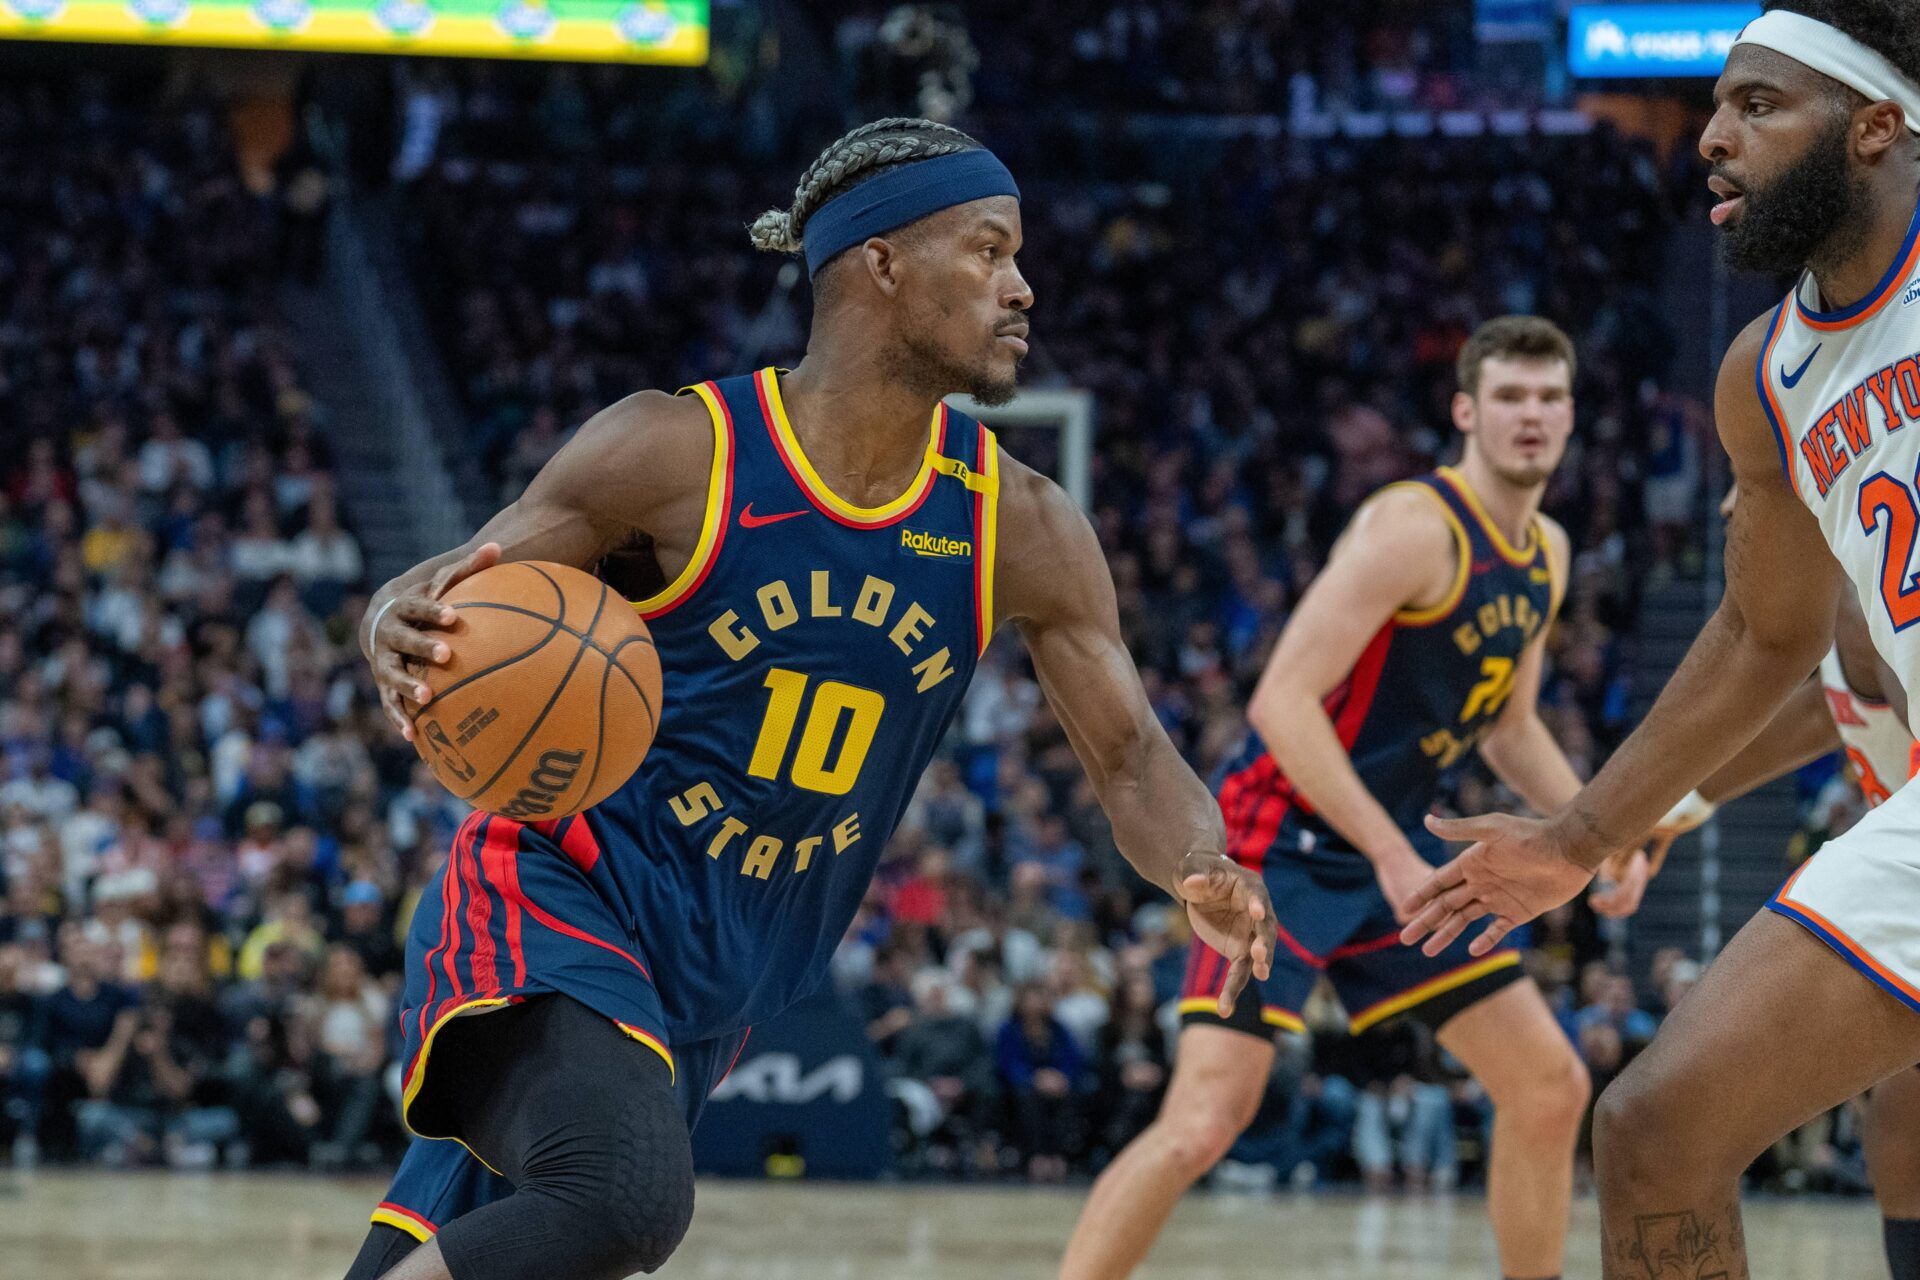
[
  {"xmin": 425, "ymin": 996, "xmax": 695, "ymax": 1280},
  {"xmin": 342, "ymin": 1224, "xmax": 421, "ymax": 1280}
]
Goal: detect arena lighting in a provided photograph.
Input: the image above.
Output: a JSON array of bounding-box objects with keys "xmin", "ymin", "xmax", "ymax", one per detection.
[
  {"xmin": 0, "ymin": 0, "xmax": 705, "ymax": 62},
  {"xmin": 1569, "ymin": 3, "xmax": 1761, "ymax": 78}
]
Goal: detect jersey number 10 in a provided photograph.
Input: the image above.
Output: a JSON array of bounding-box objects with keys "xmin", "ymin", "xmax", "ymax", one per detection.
[{"xmin": 747, "ymin": 668, "xmax": 887, "ymax": 796}]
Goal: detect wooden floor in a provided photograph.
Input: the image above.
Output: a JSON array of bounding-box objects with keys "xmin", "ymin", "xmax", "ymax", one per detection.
[{"xmin": 0, "ymin": 1171, "xmax": 1887, "ymax": 1279}]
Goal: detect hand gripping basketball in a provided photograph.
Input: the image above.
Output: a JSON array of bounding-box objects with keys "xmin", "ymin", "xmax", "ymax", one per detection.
[{"xmin": 365, "ymin": 542, "xmax": 503, "ymax": 742}]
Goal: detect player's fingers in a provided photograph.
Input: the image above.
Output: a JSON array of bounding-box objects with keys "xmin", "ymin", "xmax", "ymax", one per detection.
[
  {"xmin": 1400, "ymin": 857, "xmax": 1467, "ymax": 915},
  {"xmin": 1253, "ymin": 905, "xmax": 1276, "ymax": 980},
  {"xmin": 1217, "ymin": 953, "xmax": 1251, "ymax": 1019},
  {"xmin": 376, "ymin": 652, "xmax": 433, "ymax": 710},
  {"xmin": 1398, "ymin": 896, "xmax": 1452, "ymax": 946},
  {"xmin": 1468, "ymin": 917, "xmax": 1516, "ymax": 958},
  {"xmin": 380, "ymin": 686, "xmax": 416, "ymax": 743},
  {"xmin": 392, "ymin": 594, "xmax": 460, "ymax": 632},
  {"xmin": 432, "ymin": 542, "xmax": 502, "ymax": 598},
  {"xmin": 1425, "ymin": 812, "xmax": 1506, "ymax": 843},
  {"xmin": 379, "ymin": 616, "xmax": 450, "ymax": 665},
  {"xmin": 1420, "ymin": 909, "xmax": 1475, "ymax": 959}
]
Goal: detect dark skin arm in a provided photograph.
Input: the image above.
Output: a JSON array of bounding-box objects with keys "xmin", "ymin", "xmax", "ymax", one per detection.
[
  {"xmin": 995, "ymin": 456, "xmax": 1275, "ymax": 1015},
  {"xmin": 1403, "ymin": 312, "xmax": 1846, "ymax": 956},
  {"xmin": 359, "ymin": 391, "xmax": 713, "ymax": 739}
]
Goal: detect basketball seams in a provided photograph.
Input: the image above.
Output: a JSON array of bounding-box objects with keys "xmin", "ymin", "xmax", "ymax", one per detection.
[
  {"xmin": 414, "ymin": 607, "xmax": 567, "ymax": 711},
  {"xmin": 451, "ymin": 600, "xmax": 657, "ymax": 705},
  {"xmin": 603, "ymin": 635, "xmax": 659, "ymax": 733},
  {"xmin": 457, "ymin": 576, "xmax": 613, "ymax": 803}
]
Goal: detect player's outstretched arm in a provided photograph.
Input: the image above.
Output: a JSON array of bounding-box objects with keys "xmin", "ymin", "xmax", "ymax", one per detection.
[
  {"xmin": 360, "ymin": 390, "xmax": 714, "ymax": 739},
  {"xmin": 1647, "ymin": 671, "xmax": 1837, "ymax": 849},
  {"xmin": 995, "ymin": 457, "xmax": 1275, "ymax": 1014},
  {"xmin": 1403, "ymin": 314, "xmax": 1846, "ymax": 956}
]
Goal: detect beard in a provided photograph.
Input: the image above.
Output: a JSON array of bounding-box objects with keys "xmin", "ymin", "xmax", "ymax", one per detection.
[
  {"xmin": 890, "ymin": 330, "xmax": 1021, "ymax": 407},
  {"xmin": 1490, "ymin": 459, "xmax": 1553, "ymax": 489},
  {"xmin": 1722, "ymin": 114, "xmax": 1873, "ymax": 276}
]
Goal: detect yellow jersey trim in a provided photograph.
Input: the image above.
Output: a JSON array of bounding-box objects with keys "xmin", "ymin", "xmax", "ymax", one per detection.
[
  {"xmin": 370, "ymin": 1207, "xmax": 436, "ymax": 1243},
  {"xmin": 1386, "ymin": 481, "xmax": 1472, "ymax": 627},
  {"xmin": 616, "ymin": 1022, "xmax": 677, "ymax": 1081},
  {"xmin": 1346, "ymin": 951, "xmax": 1521, "ymax": 1033},
  {"xmin": 759, "ymin": 368, "xmax": 941, "ymax": 525},
  {"xmin": 1175, "ymin": 997, "xmax": 1306, "ymax": 1034},
  {"xmin": 633, "ymin": 382, "xmax": 732, "ymax": 618},
  {"xmin": 1437, "ymin": 466, "xmax": 1538, "ymax": 566},
  {"xmin": 976, "ymin": 428, "xmax": 1000, "ymax": 653},
  {"xmin": 399, "ymin": 996, "xmax": 516, "ymax": 1172}
]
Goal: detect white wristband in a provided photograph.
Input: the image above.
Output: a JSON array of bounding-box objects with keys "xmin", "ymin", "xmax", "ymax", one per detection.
[
  {"xmin": 1659, "ymin": 789, "xmax": 1717, "ymax": 833},
  {"xmin": 363, "ymin": 596, "xmax": 399, "ymax": 652}
]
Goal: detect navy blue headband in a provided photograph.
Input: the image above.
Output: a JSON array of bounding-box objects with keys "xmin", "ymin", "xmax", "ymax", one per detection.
[{"xmin": 802, "ymin": 149, "xmax": 1021, "ymax": 278}]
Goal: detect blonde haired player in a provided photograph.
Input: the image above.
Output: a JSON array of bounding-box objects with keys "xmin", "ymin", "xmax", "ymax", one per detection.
[{"xmin": 1403, "ymin": 4, "xmax": 1920, "ymax": 1275}]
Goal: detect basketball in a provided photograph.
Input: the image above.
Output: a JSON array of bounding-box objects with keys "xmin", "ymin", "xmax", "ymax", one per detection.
[{"xmin": 410, "ymin": 561, "xmax": 662, "ymax": 821}]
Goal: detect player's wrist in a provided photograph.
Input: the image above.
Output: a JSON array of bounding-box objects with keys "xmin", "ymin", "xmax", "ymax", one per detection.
[{"xmin": 1658, "ymin": 789, "xmax": 1718, "ymax": 834}]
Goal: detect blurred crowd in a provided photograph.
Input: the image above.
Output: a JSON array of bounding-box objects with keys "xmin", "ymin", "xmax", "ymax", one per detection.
[{"xmin": 0, "ymin": 20, "xmax": 1801, "ymax": 1194}]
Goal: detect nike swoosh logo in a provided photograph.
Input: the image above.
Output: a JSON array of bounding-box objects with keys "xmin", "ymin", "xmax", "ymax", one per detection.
[
  {"xmin": 1780, "ymin": 344, "xmax": 1822, "ymax": 390},
  {"xmin": 739, "ymin": 504, "xmax": 810, "ymax": 529}
]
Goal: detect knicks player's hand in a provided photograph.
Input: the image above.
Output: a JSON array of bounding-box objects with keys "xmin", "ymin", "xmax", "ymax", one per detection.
[
  {"xmin": 1397, "ymin": 812, "xmax": 1595, "ymax": 958},
  {"xmin": 1587, "ymin": 847, "xmax": 1652, "ymax": 919},
  {"xmin": 1178, "ymin": 852, "xmax": 1277, "ymax": 1018},
  {"xmin": 365, "ymin": 541, "xmax": 503, "ymax": 742}
]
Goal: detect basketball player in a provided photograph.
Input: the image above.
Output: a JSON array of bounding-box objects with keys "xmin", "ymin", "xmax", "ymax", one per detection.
[
  {"xmin": 1648, "ymin": 487, "xmax": 1920, "ymax": 1278},
  {"xmin": 341, "ymin": 118, "xmax": 1276, "ymax": 1280},
  {"xmin": 1060, "ymin": 317, "xmax": 1651, "ymax": 1280},
  {"xmin": 1400, "ymin": 5, "xmax": 1920, "ymax": 1275}
]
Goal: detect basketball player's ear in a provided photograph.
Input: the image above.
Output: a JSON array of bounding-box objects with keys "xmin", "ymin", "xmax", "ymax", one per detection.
[
  {"xmin": 861, "ymin": 237, "xmax": 906, "ymax": 299},
  {"xmin": 1855, "ymin": 101, "xmax": 1909, "ymax": 161},
  {"xmin": 1451, "ymin": 389, "xmax": 1477, "ymax": 438}
]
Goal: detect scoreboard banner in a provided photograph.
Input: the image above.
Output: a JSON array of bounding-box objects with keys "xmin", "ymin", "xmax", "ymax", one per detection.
[
  {"xmin": 1568, "ymin": 4, "xmax": 1761, "ymax": 78},
  {"xmin": 0, "ymin": 0, "xmax": 705, "ymax": 62}
]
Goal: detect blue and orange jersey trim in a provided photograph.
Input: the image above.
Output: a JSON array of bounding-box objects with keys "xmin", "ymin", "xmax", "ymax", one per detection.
[
  {"xmin": 1770, "ymin": 862, "xmax": 1920, "ymax": 1015},
  {"xmin": 634, "ymin": 381, "xmax": 736, "ymax": 619},
  {"xmin": 1756, "ymin": 300, "xmax": 1797, "ymax": 490},
  {"xmin": 756, "ymin": 367, "xmax": 944, "ymax": 529},
  {"xmin": 1794, "ymin": 196, "xmax": 1920, "ymax": 333}
]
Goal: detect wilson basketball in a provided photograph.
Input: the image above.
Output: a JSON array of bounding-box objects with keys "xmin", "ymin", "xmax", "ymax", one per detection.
[{"xmin": 410, "ymin": 561, "xmax": 662, "ymax": 821}]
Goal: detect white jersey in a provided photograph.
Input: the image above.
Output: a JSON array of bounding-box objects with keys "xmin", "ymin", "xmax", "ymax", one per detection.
[
  {"xmin": 1819, "ymin": 647, "xmax": 1915, "ymax": 807},
  {"xmin": 1767, "ymin": 201, "xmax": 1920, "ymax": 740}
]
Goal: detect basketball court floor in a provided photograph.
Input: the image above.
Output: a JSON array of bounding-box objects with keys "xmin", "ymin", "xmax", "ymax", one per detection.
[{"xmin": 0, "ymin": 1172, "xmax": 1885, "ymax": 1279}]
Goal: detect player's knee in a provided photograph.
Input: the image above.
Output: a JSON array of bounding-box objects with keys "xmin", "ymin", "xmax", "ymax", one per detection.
[
  {"xmin": 1521, "ymin": 1048, "xmax": 1592, "ymax": 1133},
  {"xmin": 1157, "ymin": 1099, "xmax": 1255, "ymax": 1177},
  {"xmin": 1592, "ymin": 1067, "xmax": 1687, "ymax": 1187},
  {"xmin": 523, "ymin": 1099, "xmax": 697, "ymax": 1276}
]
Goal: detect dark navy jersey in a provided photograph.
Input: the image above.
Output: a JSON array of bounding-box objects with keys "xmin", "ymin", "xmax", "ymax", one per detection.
[
  {"xmin": 572, "ymin": 368, "xmax": 998, "ymax": 1040},
  {"xmin": 1217, "ymin": 467, "xmax": 1559, "ymax": 868}
]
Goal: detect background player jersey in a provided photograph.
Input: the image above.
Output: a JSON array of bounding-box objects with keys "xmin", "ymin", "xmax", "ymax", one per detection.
[
  {"xmin": 1763, "ymin": 197, "xmax": 1920, "ymax": 736},
  {"xmin": 579, "ymin": 368, "xmax": 999, "ymax": 1040},
  {"xmin": 1216, "ymin": 467, "xmax": 1559, "ymax": 864},
  {"xmin": 1819, "ymin": 646, "xmax": 1918, "ymax": 808}
]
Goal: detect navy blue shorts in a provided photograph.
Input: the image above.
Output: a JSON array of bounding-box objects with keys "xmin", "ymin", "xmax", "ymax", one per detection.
[
  {"xmin": 370, "ymin": 811, "xmax": 749, "ymax": 1244},
  {"xmin": 1181, "ymin": 813, "xmax": 1523, "ymax": 1037}
]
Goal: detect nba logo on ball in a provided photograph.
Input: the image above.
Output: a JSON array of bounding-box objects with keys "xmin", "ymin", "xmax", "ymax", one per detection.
[
  {"xmin": 616, "ymin": 5, "xmax": 673, "ymax": 43},
  {"xmin": 126, "ymin": 0, "xmax": 188, "ymax": 26},
  {"xmin": 374, "ymin": 0, "xmax": 431, "ymax": 36},
  {"xmin": 495, "ymin": 0, "xmax": 554, "ymax": 40}
]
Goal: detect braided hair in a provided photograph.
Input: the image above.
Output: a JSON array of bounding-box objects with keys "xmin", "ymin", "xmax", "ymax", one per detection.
[{"xmin": 749, "ymin": 118, "xmax": 983, "ymax": 272}]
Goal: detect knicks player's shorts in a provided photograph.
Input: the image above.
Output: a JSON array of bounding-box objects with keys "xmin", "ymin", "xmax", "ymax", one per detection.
[
  {"xmin": 370, "ymin": 812, "xmax": 750, "ymax": 1244},
  {"xmin": 1181, "ymin": 812, "xmax": 1524, "ymax": 1038},
  {"xmin": 1769, "ymin": 780, "xmax": 1920, "ymax": 1022}
]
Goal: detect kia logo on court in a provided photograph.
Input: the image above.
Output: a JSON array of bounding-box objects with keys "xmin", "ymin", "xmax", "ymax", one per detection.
[{"xmin": 710, "ymin": 1054, "xmax": 864, "ymax": 1105}]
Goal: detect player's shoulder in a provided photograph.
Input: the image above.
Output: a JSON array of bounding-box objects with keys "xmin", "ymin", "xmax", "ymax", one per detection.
[
  {"xmin": 991, "ymin": 447, "xmax": 1104, "ymax": 623},
  {"xmin": 1536, "ymin": 510, "xmax": 1572, "ymax": 560},
  {"xmin": 524, "ymin": 388, "xmax": 715, "ymax": 517},
  {"xmin": 1343, "ymin": 481, "xmax": 1459, "ymax": 559},
  {"xmin": 1716, "ymin": 309, "xmax": 1780, "ymax": 405}
]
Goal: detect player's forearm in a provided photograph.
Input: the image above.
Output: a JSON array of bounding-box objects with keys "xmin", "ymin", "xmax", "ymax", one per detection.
[
  {"xmin": 1478, "ymin": 714, "xmax": 1584, "ymax": 816},
  {"xmin": 1551, "ymin": 603, "xmax": 1825, "ymax": 868},
  {"xmin": 361, "ymin": 546, "xmax": 474, "ymax": 659},
  {"xmin": 1097, "ymin": 728, "xmax": 1226, "ymax": 900},
  {"xmin": 1248, "ymin": 686, "xmax": 1414, "ymax": 863},
  {"xmin": 1694, "ymin": 674, "xmax": 1838, "ymax": 806}
]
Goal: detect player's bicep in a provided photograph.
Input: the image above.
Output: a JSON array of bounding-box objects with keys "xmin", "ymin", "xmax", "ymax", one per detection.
[
  {"xmin": 1259, "ymin": 496, "xmax": 1454, "ymax": 701},
  {"xmin": 1716, "ymin": 325, "xmax": 1844, "ymax": 656}
]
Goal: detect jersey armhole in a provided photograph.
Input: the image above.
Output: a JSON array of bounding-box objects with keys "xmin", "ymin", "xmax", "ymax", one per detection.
[
  {"xmin": 1756, "ymin": 299, "xmax": 1798, "ymax": 492},
  {"xmin": 973, "ymin": 426, "xmax": 1002, "ymax": 655},
  {"xmin": 632, "ymin": 382, "xmax": 735, "ymax": 620},
  {"xmin": 1388, "ymin": 482, "xmax": 1471, "ymax": 627}
]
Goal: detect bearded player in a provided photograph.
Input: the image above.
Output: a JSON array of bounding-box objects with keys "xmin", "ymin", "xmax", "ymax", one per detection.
[
  {"xmin": 1060, "ymin": 317, "xmax": 1651, "ymax": 1280},
  {"xmin": 1652, "ymin": 487, "xmax": 1920, "ymax": 1279},
  {"xmin": 342, "ymin": 118, "xmax": 1275, "ymax": 1280},
  {"xmin": 1401, "ymin": 6, "xmax": 1920, "ymax": 1277}
]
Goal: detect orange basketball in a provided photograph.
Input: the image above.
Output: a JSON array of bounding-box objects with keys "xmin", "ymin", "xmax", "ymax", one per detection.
[{"xmin": 410, "ymin": 561, "xmax": 662, "ymax": 821}]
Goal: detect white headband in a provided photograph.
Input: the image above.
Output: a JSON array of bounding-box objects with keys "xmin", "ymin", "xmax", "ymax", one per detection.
[{"xmin": 1734, "ymin": 11, "xmax": 1920, "ymax": 135}]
